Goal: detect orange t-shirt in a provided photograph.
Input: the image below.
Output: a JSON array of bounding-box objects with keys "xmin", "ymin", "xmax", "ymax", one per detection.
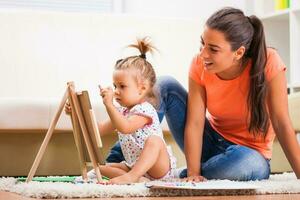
[{"xmin": 189, "ymin": 48, "xmax": 286, "ymax": 159}]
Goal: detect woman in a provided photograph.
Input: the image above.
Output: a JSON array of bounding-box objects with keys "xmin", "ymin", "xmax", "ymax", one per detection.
[{"xmin": 106, "ymin": 7, "xmax": 300, "ymax": 181}]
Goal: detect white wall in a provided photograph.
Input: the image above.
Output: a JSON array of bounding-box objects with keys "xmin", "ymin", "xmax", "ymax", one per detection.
[
  {"xmin": 123, "ymin": 0, "xmax": 251, "ymax": 19},
  {"xmin": 0, "ymin": 10, "xmax": 202, "ymax": 99},
  {"xmin": 0, "ymin": 1, "xmax": 254, "ymax": 100}
]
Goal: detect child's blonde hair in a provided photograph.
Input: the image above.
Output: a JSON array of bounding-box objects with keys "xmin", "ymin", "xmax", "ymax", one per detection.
[{"xmin": 115, "ymin": 37, "xmax": 158, "ymax": 108}]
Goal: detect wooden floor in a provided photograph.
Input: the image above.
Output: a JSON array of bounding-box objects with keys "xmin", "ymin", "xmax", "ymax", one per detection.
[{"xmin": 1, "ymin": 191, "xmax": 299, "ymax": 200}]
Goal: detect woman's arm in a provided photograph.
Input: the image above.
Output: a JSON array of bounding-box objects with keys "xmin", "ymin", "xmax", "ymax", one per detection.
[
  {"xmin": 184, "ymin": 77, "xmax": 207, "ymax": 181},
  {"xmin": 267, "ymin": 71, "xmax": 300, "ymax": 178}
]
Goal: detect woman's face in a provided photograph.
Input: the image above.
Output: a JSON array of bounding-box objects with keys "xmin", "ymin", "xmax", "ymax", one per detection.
[{"xmin": 200, "ymin": 26, "xmax": 242, "ymax": 79}]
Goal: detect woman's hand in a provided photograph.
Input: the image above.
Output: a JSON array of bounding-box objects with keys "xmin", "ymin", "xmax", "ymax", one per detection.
[
  {"xmin": 64, "ymin": 101, "xmax": 72, "ymax": 115},
  {"xmin": 184, "ymin": 175, "xmax": 207, "ymax": 182},
  {"xmin": 99, "ymin": 86, "xmax": 114, "ymax": 107}
]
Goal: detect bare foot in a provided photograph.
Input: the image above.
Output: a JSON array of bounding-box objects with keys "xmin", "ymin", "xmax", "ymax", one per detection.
[
  {"xmin": 109, "ymin": 173, "xmax": 139, "ymax": 184},
  {"xmin": 138, "ymin": 176, "xmax": 150, "ymax": 183}
]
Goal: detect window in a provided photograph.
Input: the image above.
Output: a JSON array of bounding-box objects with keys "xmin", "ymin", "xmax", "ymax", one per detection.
[{"xmin": 0, "ymin": 0, "xmax": 123, "ymax": 13}]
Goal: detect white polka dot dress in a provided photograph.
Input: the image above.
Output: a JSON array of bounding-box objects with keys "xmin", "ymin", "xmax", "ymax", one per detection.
[{"xmin": 116, "ymin": 101, "xmax": 176, "ymax": 178}]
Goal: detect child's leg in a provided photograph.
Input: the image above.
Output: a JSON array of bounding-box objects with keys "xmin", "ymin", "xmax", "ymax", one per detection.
[
  {"xmin": 107, "ymin": 162, "xmax": 130, "ymax": 171},
  {"xmin": 109, "ymin": 135, "xmax": 170, "ymax": 184},
  {"xmin": 99, "ymin": 163, "xmax": 130, "ymax": 179}
]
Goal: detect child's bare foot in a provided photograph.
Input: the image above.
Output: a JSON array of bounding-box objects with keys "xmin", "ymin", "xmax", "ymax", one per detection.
[
  {"xmin": 138, "ymin": 176, "xmax": 150, "ymax": 183},
  {"xmin": 109, "ymin": 173, "xmax": 139, "ymax": 184}
]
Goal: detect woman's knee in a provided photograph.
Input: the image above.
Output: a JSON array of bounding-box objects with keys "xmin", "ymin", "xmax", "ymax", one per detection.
[
  {"xmin": 202, "ymin": 145, "xmax": 270, "ymax": 181},
  {"xmin": 157, "ymin": 76, "xmax": 186, "ymax": 96},
  {"xmin": 156, "ymin": 75, "xmax": 187, "ymax": 112},
  {"xmin": 157, "ymin": 75, "xmax": 178, "ymax": 88}
]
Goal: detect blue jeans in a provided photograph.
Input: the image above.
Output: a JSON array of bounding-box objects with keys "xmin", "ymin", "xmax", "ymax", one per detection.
[{"xmin": 106, "ymin": 76, "xmax": 270, "ymax": 181}]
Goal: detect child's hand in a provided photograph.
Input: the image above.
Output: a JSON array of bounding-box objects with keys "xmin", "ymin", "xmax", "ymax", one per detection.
[
  {"xmin": 64, "ymin": 100, "xmax": 72, "ymax": 115},
  {"xmin": 99, "ymin": 85, "xmax": 114, "ymax": 106}
]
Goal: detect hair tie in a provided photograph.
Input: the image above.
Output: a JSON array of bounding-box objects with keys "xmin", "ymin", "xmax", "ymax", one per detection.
[
  {"xmin": 247, "ymin": 16, "xmax": 251, "ymax": 23},
  {"xmin": 140, "ymin": 54, "xmax": 146, "ymax": 59},
  {"xmin": 116, "ymin": 58, "xmax": 123, "ymax": 65}
]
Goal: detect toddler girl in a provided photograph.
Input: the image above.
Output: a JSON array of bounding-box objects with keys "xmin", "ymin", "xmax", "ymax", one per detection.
[{"xmin": 98, "ymin": 37, "xmax": 176, "ymax": 184}]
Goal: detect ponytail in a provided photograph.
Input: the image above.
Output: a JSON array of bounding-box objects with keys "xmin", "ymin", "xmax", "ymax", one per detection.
[
  {"xmin": 115, "ymin": 37, "xmax": 159, "ymax": 108},
  {"xmin": 247, "ymin": 16, "xmax": 269, "ymax": 137}
]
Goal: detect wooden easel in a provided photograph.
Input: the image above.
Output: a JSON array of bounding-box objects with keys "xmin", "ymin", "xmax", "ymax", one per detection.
[{"xmin": 26, "ymin": 82, "xmax": 105, "ymax": 183}]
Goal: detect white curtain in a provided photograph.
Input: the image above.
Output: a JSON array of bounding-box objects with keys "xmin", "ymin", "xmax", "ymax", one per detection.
[{"xmin": 0, "ymin": 0, "xmax": 121, "ymax": 13}]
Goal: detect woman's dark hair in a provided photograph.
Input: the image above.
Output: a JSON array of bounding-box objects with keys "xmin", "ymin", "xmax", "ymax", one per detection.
[{"xmin": 206, "ymin": 7, "xmax": 269, "ymax": 137}]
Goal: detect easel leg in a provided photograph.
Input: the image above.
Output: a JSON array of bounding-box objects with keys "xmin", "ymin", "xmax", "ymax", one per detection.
[
  {"xmin": 26, "ymin": 89, "xmax": 69, "ymax": 183},
  {"xmin": 95, "ymin": 165, "xmax": 102, "ymax": 182},
  {"xmin": 69, "ymin": 99, "xmax": 88, "ymax": 181},
  {"xmin": 82, "ymin": 166, "xmax": 88, "ymax": 181},
  {"xmin": 68, "ymin": 83, "xmax": 103, "ymax": 182}
]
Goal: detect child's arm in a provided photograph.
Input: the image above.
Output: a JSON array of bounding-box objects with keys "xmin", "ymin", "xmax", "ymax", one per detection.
[
  {"xmin": 105, "ymin": 104, "xmax": 149, "ymax": 134},
  {"xmin": 99, "ymin": 86, "xmax": 150, "ymax": 134},
  {"xmin": 98, "ymin": 120, "xmax": 115, "ymax": 136}
]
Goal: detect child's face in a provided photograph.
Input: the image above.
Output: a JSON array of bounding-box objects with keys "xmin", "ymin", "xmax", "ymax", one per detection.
[{"xmin": 113, "ymin": 69, "xmax": 145, "ymax": 108}]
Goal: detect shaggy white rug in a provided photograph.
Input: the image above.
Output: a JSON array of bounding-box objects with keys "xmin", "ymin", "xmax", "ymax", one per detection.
[{"xmin": 0, "ymin": 173, "xmax": 299, "ymax": 198}]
